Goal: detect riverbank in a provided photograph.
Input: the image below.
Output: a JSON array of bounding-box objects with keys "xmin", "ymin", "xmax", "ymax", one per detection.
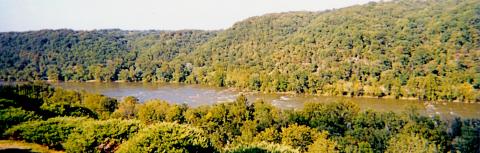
[
  {"xmin": 3, "ymin": 80, "xmax": 478, "ymax": 104},
  {"xmin": 40, "ymin": 81, "xmax": 480, "ymax": 119}
]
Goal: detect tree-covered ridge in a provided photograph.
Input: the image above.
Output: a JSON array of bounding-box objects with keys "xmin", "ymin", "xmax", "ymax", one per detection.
[
  {"xmin": 187, "ymin": 0, "xmax": 480, "ymax": 101},
  {"xmin": 0, "ymin": 29, "xmax": 217, "ymax": 82},
  {"xmin": 187, "ymin": 12, "xmax": 318, "ymax": 67},
  {"xmin": 1, "ymin": 29, "xmax": 129, "ymax": 80},
  {"xmin": 1, "ymin": 0, "xmax": 479, "ymax": 102}
]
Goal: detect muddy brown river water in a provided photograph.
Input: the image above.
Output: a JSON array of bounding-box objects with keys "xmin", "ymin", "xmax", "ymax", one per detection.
[{"xmin": 50, "ymin": 82, "xmax": 480, "ymax": 120}]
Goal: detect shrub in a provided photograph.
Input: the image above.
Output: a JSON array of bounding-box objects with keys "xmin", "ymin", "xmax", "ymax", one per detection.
[
  {"xmin": 116, "ymin": 122, "xmax": 216, "ymax": 153},
  {"xmin": 63, "ymin": 119, "xmax": 143, "ymax": 153},
  {"xmin": 452, "ymin": 119, "xmax": 480, "ymax": 153},
  {"xmin": 307, "ymin": 131, "xmax": 338, "ymax": 153},
  {"xmin": 281, "ymin": 124, "xmax": 319, "ymax": 151},
  {"xmin": 111, "ymin": 96, "xmax": 139, "ymax": 119},
  {"xmin": 4, "ymin": 117, "xmax": 90, "ymax": 149},
  {"xmin": 226, "ymin": 142, "xmax": 300, "ymax": 153},
  {"xmin": 40, "ymin": 103, "xmax": 98, "ymax": 118},
  {"xmin": 82, "ymin": 93, "xmax": 118, "ymax": 119},
  {"xmin": 302, "ymin": 101, "xmax": 360, "ymax": 135},
  {"xmin": 254, "ymin": 127, "xmax": 281, "ymax": 143},
  {"xmin": 137, "ymin": 100, "xmax": 187, "ymax": 124},
  {"xmin": 0, "ymin": 107, "xmax": 38, "ymax": 135},
  {"xmin": 0, "ymin": 98, "xmax": 18, "ymax": 108},
  {"xmin": 385, "ymin": 133, "xmax": 437, "ymax": 153}
]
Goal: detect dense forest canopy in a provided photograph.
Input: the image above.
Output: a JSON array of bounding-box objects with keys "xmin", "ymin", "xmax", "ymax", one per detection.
[
  {"xmin": 0, "ymin": 30, "xmax": 217, "ymax": 82},
  {"xmin": 1, "ymin": 0, "xmax": 479, "ymax": 102}
]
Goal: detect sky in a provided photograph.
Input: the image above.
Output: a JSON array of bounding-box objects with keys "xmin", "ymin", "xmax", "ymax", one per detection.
[{"xmin": 0, "ymin": 0, "xmax": 378, "ymax": 32}]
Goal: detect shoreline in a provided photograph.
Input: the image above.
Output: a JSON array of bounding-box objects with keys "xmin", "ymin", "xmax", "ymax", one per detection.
[{"xmin": 2, "ymin": 80, "xmax": 479, "ymax": 104}]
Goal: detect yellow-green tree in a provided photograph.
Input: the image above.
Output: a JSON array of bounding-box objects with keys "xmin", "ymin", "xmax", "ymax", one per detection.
[
  {"xmin": 385, "ymin": 133, "xmax": 437, "ymax": 153},
  {"xmin": 111, "ymin": 96, "xmax": 139, "ymax": 119},
  {"xmin": 307, "ymin": 131, "xmax": 338, "ymax": 153},
  {"xmin": 281, "ymin": 124, "xmax": 319, "ymax": 151}
]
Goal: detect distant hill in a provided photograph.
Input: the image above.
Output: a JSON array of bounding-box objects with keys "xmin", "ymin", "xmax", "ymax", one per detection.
[{"xmin": 1, "ymin": 0, "xmax": 479, "ymax": 102}]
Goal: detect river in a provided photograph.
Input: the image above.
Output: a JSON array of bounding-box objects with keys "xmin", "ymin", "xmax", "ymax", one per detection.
[{"xmin": 50, "ymin": 82, "xmax": 480, "ymax": 119}]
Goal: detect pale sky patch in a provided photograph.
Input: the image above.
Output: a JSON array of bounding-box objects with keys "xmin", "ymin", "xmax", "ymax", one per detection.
[{"xmin": 0, "ymin": 0, "xmax": 378, "ymax": 32}]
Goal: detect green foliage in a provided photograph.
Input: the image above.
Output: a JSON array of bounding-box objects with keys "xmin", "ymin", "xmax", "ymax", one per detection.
[
  {"xmin": 185, "ymin": 0, "xmax": 480, "ymax": 101},
  {"xmin": 253, "ymin": 100, "xmax": 280, "ymax": 131},
  {"xmin": 111, "ymin": 96, "xmax": 139, "ymax": 119},
  {"xmin": 254, "ymin": 127, "xmax": 282, "ymax": 144},
  {"xmin": 385, "ymin": 133, "xmax": 437, "ymax": 153},
  {"xmin": 82, "ymin": 93, "xmax": 118, "ymax": 119},
  {"xmin": 452, "ymin": 119, "xmax": 480, "ymax": 153},
  {"xmin": 226, "ymin": 142, "xmax": 300, "ymax": 153},
  {"xmin": 340, "ymin": 111, "xmax": 404, "ymax": 152},
  {"xmin": 401, "ymin": 115, "xmax": 449, "ymax": 152},
  {"xmin": 0, "ymin": 83, "xmax": 117, "ymax": 119},
  {"xmin": 301, "ymin": 101, "xmax": 360, "ymax": 135},
  {"xmin": 0, "ymin": 106, "xmax": 38, "ymax": 135},
  {"xmin": 280, "ymin": 124, "xmax": 319, "ymax": 152},
  {"xmin": 1, "ymin": 0, "xmax": 478, "ymax": 102},
  {"xmin": 4, "ymin": 117, "xmax": 90, "ymax": 149},
  {"xmin": 0, "ymin": 84, "xmax": 479, "ymax": 152},
  {"xmin": 63, "ymin": 119, "xmax": 143, "ymax": 153},
  {"xmin": 182, "ymin": 95, "xmax": 254, "ymax": 149},
  {"xmin": 116, "ymin": 122, "xmax": 216, "ymax": 153},
  {"xmin": 307, "ymin": 131, "xmax": 338, "ymax": 153},
  {"xmin": 0, "ymin": 30, "xmax": 216, "ymax": 82},
  {"xmin": 137, "ymin": 99, "xmax": 187, "ymax": 123}
]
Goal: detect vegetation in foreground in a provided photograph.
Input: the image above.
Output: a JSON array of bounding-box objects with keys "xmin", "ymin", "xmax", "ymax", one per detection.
[
  {"xmin": 1, "ymin": 0, "xmax": 479, "ymax": 102},
  {"xmin": 0, "ymin": 140, "xmax": 63, "ymax": 153},
  {"xmin": 1, "ymin": 83, "xmax": 479, "ymax": 153}
]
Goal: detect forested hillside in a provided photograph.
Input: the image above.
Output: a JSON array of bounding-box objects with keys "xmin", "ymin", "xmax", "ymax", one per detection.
[
  {"xmin": 0, "ymin": 30, "xmax": 217, "ymax": 82},
  {"xmin": 1, "ymin": 0, "xmax": 479, "ymax": 101}
]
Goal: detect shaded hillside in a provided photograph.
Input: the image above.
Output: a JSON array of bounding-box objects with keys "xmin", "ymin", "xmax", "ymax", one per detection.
[{"xmin": 0, "ymin": 30, "xmax": 217, "ymax": 81}]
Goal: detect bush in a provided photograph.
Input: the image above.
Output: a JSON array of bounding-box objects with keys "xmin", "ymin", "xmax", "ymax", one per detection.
[
  {"xmin": 82, "ymin": 93, "xmax": 118, "ymax": 119},
  {"xmin": 306, "ymin": 131, "xmax": 338, "ymax": 153},
  {"xmin": 111, "ymin": 96, "xmax": 139, "ymax": 119},
  {"xmin": 63, "ymin": 119, "xmax": 143, "ymax": 153},
  {"xmin": 254, "ymin": 127, "xmax": 281, "ymax": 143},
  {"xmin": 0, "ymin": 84, "xmax": 114, "ymax": 119},
  {"xmin": 302, "ymin": 101, "xmax": 360, "ymax": 135},
  {"xmin": 116, "ymin": 122, "xmax": 216, "ymax": 153},
  {"xmin": 0, "ymin": 98, "xmax": 18, "ymax": 108},
  {"xmin": 452, "ymin": 119, "xmax": 480, "ymax": 153},
  {"xmin": 281, "ymin": 124, "xmax": 319, "ymax": 151},
  {"xmin": 137, "ymin": 100, "xmax": 187, "ymax": 124},
  {"xmin": 0, "ymin": 107, "xmax": 38, "ymax": 135},
  {"xmin": 4, "ymin": 117, "xmax": 90, "ymax": 149},
  {"xmin": 40, "ymin": 103, "xmax": 98, "ymax": 119},
  {"xmin": 385, "ymin": 133, "xmax": 437, "ymax": 153},
  {"xmin": 226, "ymin": 142, "xmax": 300, "ymax": 153}
]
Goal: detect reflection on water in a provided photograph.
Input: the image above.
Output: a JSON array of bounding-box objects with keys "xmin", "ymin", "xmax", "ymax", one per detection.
[{"xmin": 51, "ymin": 82, "xmax": 480, "ymax": 119}]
